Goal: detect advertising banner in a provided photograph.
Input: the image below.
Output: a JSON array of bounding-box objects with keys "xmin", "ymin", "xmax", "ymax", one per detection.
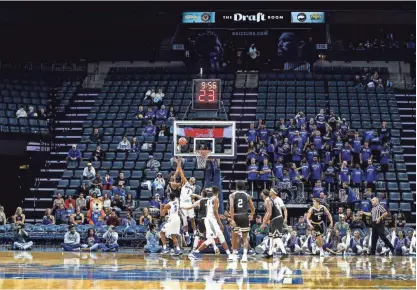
[
  {"xmin": 182, "ymin": 12, "xmax": 216, "ymax": 24},
  {"xmin": 291, "ymin": 12, "xmax": 325, "ymax": 24}
]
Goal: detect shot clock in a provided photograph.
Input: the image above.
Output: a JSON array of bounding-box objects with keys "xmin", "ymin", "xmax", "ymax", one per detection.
[{"xmin": 192, "ymin": 79, "xmax": 221, "ymax": 110}]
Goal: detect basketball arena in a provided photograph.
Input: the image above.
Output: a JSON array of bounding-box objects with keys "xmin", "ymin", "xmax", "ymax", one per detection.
[{"xmin": 0, "ymin": 2, "xmax": 415, "ymax": 289}]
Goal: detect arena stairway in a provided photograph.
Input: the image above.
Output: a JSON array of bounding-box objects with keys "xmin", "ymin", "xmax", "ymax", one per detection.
[
  {"xmin": 220, "ymin": 72, "xmax": 258, "ymax": 208},
  {"xmin": 24, "ymin": 88, "xmax": 99, "ymax": 222},
  {"xmin": 396, "ymin": 93, "xmax": 416, "ymax": 225}
]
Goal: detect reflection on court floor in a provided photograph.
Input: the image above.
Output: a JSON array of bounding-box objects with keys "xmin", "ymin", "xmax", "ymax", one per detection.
[{"xmin": 0, "ymin": 251, "xmax": 415, "ymax": 289}]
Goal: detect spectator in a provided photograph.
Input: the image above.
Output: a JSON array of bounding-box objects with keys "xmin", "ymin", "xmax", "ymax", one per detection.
[
  {"xmin": 334, "ymin": 214, "xmax": 350, "ymax": 237},
  {"xmin": 351, "ymin": 164, "xmax": 364, "ymax": 190},
  {"xmin": 91, "ymin": 225, "xmax": 119, "ymax": 252},
  {"xmin": 16, "ymin": 106, "xmax": 27, "ymax": 118},
  {"xmin": 245, "ymin": 123, "xmax": 257, "ymax": 143},
  {"xmin": 144, "ymin": 88, "xmax": 156, "ymax": 100},
  {"xmin": 379, "ymin": 143, "xmax": 390, "ymax": 175},
  {"xmin": 143, "ymin": 120, "xmax": 157, "ymax": 137},
  {"xmin": 91, "ymin": 145, "xmax": 104, "ymax": 161},
  {"xmin": 106, "ymin": 210, "xmax": 121, "ymax": 227},
  {"xmin": 13, "ymin": 207, "xmax": 25, "ymax": 224},
  {"xmin": 144, "ymin": 224, "xmax": 162, "ymax": 253},
  {"xmin": 168, "ymin": 106, "xmax": 176, "ymax": 121},
  {"xmin": 27, "ymin": 106, "xmax": 37, "ymax": 118},
  {"xmin": 379, "ymin": 192, "xmax": 389, "ymax": 210},
  {"xmin": 77, "ymin": 182, "xmax": 89, "ymax": 197},
  {"xmin": 130, "ymin": 137, "xmax": 139, "ymax": 153},
  {"xmin": 286, "ymin": 230, "xmax": 303, "ymax": 254},
  {"xmin": 112, "ymin": 181, "xmax": 126, "ymax": 198},
  {"xmin": 90, "ymin": 128, "xmax": 102, "ymax": 144},
  {"xmin": 67, "ymin": 144, "xmax": 81, "ymax": 163},
  {"xmin": 294, "ymin": 216, "xmax": 308, "ymax": 236},
  {"xmin": 146, "ymin": 155, "xmax": 160, "ymax": 171},
  {"xmin": 134, "ymin": 105, "xmax": 146, "ymax": 119},
  {"xmin": 122, "ymin": 211, "xmax": 136, "ymax": 227},
  {"xmin": 364, "ymin": 159, "xmax": 378, "ymax": 192},
  {"xmin": 82, "ymin": 162, "xmax": 96, "ymax": 181},
  {"xmin": 333, "ymin": 207, "xmax": 344, "ymax": 223},
  {"xmin": 42, "ymin": 208, "xmax": 55, "ymax": 225},
  {"xmin": 12, "ymin": 224, "xmax": 33, "ymax": 251},
  {"xmin": 250, "ymin": 215, "xmax": 269, "ymax": 247},
  {"xmin": 153, "ymin": 88, "xmax": 164, "ymax": 105},
  {"xmin": 111, "ymin": 194, "xmax": 124, "ymax": 212},
  {"xmin": 64, "ymin": 195, "xmax": 76, "ymax": 209},
  {"xmin": 345, "ymin": 208, "xmax": 354, "ymax": 224},
  {"xmin": 395, "ymin": 212, "xmax": 407, "ymax": 229},
  {"xmin": 139, "ymin": 208, "xmax": 153, "ymax": 226},
  {"xmin": 350, "ymin": 214, "xmax": 366, "ymax": 231},
  {"xmin": 55, "ymin": 204, "xmax": 66, "ymax": 225},
  {"xmin": 156, "ymin": 105, "xmax": 167, "ymax": 120},
  {"xmin": 102, "ymin": 173, "xmax": 113, "ymax": 190},
  {"xmin": 71, "ymin": 206, "xmax": 85, "ymax": 225},
  {"xmin": 102, "ymin": 193, "xmax": 112, "ymax": 210},
  {"xmin": 259, "ymin": 158, "xmax": 272, "ymax": 189},
  {"xmin": 158, "ymin": 123, "xmax": 169, "ymax": 137},
  {"xmin": 339, "ymin": 161, "xmax": 351, "ymax": 185},
  {"xmin": 123, "ymin": 193, "xmax": 135, "ymax": 211},
  {"xmin": 92, "ymin": 173, "xmax": 103, "ymax": 189},
  {"xmin": 0, "ymin": 206, "xmax": 6, "ymax": 225},
  {"xmin": 115, "ymin": 172, "xmax": 128, "ymax": 188},
  {"xmin": 393, "ymin": 229, "xmax": 410, "ymax": 256},
  {"xmin": 76, "ymin": 193, "xmax": 87, "ymax": 210},
  {"xmin": 117, "ymin": 136, "xmax": 131, "ymax": 152},
  {"xmin": 148, "ymin": 194, "xmax": 161, "ymax": 219},
  {"xmin": 62, "ymin": 204, "xmax": 75, "ymax": 224},
  {"xmin": 53, "ymin": 193, "xmax": 65, "ymax": 211},
  {"xmin": 89, "ymin": 184, "xmax": 101, "ymax": 198},
  {"xmin": 386, "ymin": 78, "xmax": 393, "ymax": 88},
  {"xmin": 145, "ymin": 107, "xmax": 156, "ymax": 119},
  {"xmin": 319, "ymin": 192, "xmax": 329, "ymax": 208},
  {"xmin": 81, "ymin": 229, "xmax": 99, "ymax": 251},
  {"xmin": 61, "ymin": 224, "xmax": 81, "ymax": 251},
  {"xmin": 360, "ymin": 142, "xmax": 372, "ymax": 169},
  {"xmin": 38, "ymin": 108, "xmax": 48, "ymax": 120},
  {"xmin": 153, "ymin": 172, "xmax": 165, "ymax": 193}
]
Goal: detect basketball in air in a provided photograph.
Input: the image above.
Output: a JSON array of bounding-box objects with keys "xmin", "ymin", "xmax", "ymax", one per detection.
[{"xmin": 178, "ymin": 137, "xmax": 188, "ymax": 146}]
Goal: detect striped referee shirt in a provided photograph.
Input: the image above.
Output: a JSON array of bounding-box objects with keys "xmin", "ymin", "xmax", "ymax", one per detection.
[{"xmin": 371, "ymin": 204, "xmax": 386, "ymax": 222}]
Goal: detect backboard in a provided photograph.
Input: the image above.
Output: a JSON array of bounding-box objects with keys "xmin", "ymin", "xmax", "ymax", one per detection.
[{"xmin": 173, "ymin": 120, "xmax": 236, "ymax": 158}]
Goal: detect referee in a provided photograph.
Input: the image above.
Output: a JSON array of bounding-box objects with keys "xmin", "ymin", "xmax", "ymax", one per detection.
[{"xmin": 360, "ymin": 197, "xmax": 394, "ymax": 255}]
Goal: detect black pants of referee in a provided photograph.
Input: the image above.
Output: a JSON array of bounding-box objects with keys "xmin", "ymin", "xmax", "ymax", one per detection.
[{"xmin": 371, "ymin": 222, "xmax": 394, "ymax": 255}]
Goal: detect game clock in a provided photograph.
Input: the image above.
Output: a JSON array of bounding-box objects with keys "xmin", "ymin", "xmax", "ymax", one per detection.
[{"xmin": 192, "ymin": 79, "xmax": 221, "ymax": 110}]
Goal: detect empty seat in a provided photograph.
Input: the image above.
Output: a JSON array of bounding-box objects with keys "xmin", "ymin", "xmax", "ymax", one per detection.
[
  {"xmin": 402, "ymin": 192, "xmax": 414, "ymax": 202},
  {"xmin": 389, "ymin": 192, "xmax": 400, "ymax": 201},
  {"xmin": 129, "ymin": 179, "xmax": 140, "ymax": 189},
  {"xmin": 388, "ymin": 202, "xmax": 398, "ymax": 212},
  {"xmin": 400, "ymin": 202, "xmax": 411, "ymax": 212},
  {"xmin": 399, "ymin": 182, "xmax": 411, "ymax": 191}
]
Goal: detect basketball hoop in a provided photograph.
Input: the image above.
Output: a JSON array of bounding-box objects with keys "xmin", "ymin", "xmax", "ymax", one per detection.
[{"xmin": 196, "ymin": 150, "xmax": 211, "ymax": 169}]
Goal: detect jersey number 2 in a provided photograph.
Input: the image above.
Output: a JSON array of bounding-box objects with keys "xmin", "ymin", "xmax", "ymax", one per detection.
[{"xmin": 237, "ymin": 199, "xmax": 243, "ymax": 208}]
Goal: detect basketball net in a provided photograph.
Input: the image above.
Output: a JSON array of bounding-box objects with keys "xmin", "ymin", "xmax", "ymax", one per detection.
[{"xmin": 196, "ymin": 150, "xmax": 211, "ymax": 169}]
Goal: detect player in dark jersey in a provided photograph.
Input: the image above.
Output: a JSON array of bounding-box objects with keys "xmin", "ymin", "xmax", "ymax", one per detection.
[
  {"xmin": 306, "ymin": 198, "xmax": 333, "ymax": 257},
  {"xmin": 229, "ymin": 181, "xmax": 255, "ymax": 262},
  {"xmin": 261, "ymin": 188, "xmax": 288, "ymax": 258}
]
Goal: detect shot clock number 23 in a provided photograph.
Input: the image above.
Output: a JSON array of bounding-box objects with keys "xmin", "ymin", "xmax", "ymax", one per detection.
[{"xmin": 192, "ymin": 79, "xmax": 221, "ymax": 110}]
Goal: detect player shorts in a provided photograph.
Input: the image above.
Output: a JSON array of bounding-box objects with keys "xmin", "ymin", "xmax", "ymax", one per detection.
[
  {"xmin": 180, "ymin": 200, "xmax": 195, "ymax": 219},
  {"xmin": 268, "ymin": 216, "xmax": 284, "ymax": 238},
  {"xmin": 312, "ymin": 222, "xmax": 324, "ymax": 237},
  {"xmin": 233, "ymin": 214, "xmax": 250, "ymax": 233},
  {"xmin": 205, "ymin": 217, "xmax": 222, "ymax": 239},
  {"xmin": 161, "ymin": 215, "xmax": 181, "ymax": 237}
]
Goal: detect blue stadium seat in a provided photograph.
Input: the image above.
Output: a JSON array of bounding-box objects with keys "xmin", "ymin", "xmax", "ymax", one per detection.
[
  {"xmin": 400, "ymin": 202, "xmax": 411, "ymax": 213},
  {"xmin": 388, "ymin": 202, "xmax": 398, "ymax": 212}
]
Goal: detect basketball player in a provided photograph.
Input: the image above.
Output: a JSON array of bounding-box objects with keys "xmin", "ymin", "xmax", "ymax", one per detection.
[
  {"xmin": 188, "ymin": 187, "xmax": 233, "ymax": 260},
  {"xmin": 229, "ymin": 181, "xmax": 255, "ymax": 262},
  {"xmin": 160, "ymin": 193, "xmax": 182, "ymax": 256},
  {"xmin": 176, "ymin": 157, "xmax": 198, "ymax": 245},
  {"xmin": 260, "ymin": 188, "xmax": 288, "ymax": 258},
  {"xmin": 181, "ymin": 188, "xmax": 219, "ymax": 255},
  {"xmin": 306, "ymin": 198, "xmax": 334, "ymax": 257}
]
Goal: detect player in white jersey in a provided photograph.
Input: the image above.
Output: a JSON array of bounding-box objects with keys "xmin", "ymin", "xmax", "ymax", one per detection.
[
  {"xmin": 176, "ymin": 157, "xmax": 197, "ymax": 245},
  {"xmin": 187, "ymin": 187, "xmax": 233, "ymax": 260},
  {"xmin": 160, "ymin": 193, "xmax": 182, "ymax": 256}
]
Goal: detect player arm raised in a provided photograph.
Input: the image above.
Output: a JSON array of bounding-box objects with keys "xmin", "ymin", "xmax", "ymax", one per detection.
[{"xmin": 161, "ymin": 203, "xmax": 171, "ymax": 217}]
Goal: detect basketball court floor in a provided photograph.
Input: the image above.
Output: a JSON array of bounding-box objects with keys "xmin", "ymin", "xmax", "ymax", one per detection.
[{"xmin": 0, "ymin": 251, "xmax": 415, "ymax": 289}]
